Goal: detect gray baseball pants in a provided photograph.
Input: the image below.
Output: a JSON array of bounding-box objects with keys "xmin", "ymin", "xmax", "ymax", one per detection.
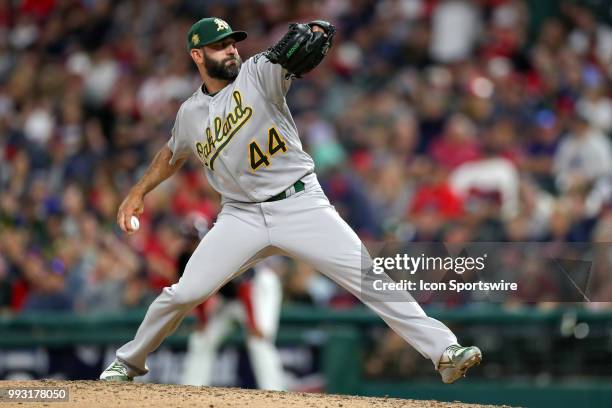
[{"xmin": 116, "ymin": 173, "xmax": 457, "ymax": 376}]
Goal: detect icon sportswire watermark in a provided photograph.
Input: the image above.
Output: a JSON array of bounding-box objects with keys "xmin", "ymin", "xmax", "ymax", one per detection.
[
  {"xmin": 359, "ymin": 242, "xmax": 606, "ymax": 303},
  {"xmin": 370, "ymin": 252, "xmax": 517, "ymax": 293}
]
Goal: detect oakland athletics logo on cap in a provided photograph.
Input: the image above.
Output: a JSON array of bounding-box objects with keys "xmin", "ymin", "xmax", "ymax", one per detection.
[{"xmin": 214, "ymin": 18, "xmax": 229, "ymax": 31}]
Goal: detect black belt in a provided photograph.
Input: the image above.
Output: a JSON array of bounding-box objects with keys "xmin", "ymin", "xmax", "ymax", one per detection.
[{"xmin": 266, "ymin": 180, "xmax": 305, "ymax": 202}]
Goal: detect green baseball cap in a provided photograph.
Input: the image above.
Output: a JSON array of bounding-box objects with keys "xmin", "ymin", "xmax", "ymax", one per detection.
[{"xmin": 187, "ymin": 17, "xmax": 247, "ymax": 50}]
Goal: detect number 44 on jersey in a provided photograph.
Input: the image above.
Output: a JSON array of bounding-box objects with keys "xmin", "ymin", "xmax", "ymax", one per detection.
[{"xmin": 249, "ymin": 127, "xmax": 288, "ymax": 171}]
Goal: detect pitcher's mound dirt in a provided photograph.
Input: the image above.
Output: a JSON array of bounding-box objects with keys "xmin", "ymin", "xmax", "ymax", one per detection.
[{"xmin": 0, "ymin": 380, "xmax": 508, "ymax": 408}]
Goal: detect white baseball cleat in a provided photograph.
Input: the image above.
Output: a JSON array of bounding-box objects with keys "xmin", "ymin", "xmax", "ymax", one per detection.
[
  {"xmin": 99, "ymin": 359, "xmax": 134, "ymax": 382},
  {"xmin": 438, "ymin": 344, "xmax": 482, "ymax": 384}
]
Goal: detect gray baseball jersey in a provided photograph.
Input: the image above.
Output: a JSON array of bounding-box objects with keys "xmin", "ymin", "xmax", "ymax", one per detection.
[{"xmin": 167, "ymin": 53, "xmax": 315, "ymax": 203}]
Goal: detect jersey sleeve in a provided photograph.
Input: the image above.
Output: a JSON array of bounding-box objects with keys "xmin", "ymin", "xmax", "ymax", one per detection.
[
  {"xmin": 247, "ymin": 53, "xmax": 292, "ymax": 104},
  {"xmin": 166, "ymin": 105, "xmax": 191, "ymax": 165}
]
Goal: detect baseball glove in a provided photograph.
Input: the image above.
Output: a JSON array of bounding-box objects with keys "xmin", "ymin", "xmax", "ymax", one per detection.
[{"xmin": 266, "ymin": 20, "xmax": 335, "ymax": 77}]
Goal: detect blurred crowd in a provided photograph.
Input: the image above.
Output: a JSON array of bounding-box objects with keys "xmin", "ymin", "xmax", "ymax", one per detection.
[{"xmin": 1, "ymin": 0, "xmax": 612, "ymax": 314}]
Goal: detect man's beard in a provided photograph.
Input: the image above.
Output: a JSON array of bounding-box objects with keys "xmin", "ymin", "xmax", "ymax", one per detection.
[{"xmin": 205, "ymin": 55, "xmax": 242, "ymax": 80}]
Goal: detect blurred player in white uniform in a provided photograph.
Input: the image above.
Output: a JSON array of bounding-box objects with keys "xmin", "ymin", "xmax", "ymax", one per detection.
[{"xmin": 181, "ymin": 259, "xmax": 285, "ymax": 390}]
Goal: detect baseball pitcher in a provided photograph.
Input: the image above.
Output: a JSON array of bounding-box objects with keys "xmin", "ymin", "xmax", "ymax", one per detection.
[{"xmin": 100, "ymin": 17, "xmax": 482, "ymax": 385}]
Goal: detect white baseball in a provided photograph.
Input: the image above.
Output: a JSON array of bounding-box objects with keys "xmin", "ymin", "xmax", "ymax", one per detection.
[{"xmin": 130, "ymin": 215, "xmax": 140, "ymax": 231}]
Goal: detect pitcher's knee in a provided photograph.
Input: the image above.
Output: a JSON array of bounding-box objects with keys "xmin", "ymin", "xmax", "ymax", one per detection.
[{"xmin": 166, "ymin": 285, "xmax": 204, "ymax": 307}]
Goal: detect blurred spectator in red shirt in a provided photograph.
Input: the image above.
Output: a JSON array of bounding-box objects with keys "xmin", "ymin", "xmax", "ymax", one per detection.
[{"xmin": 429, "ymin": 114, "xmax": 481, "ymax": 170}]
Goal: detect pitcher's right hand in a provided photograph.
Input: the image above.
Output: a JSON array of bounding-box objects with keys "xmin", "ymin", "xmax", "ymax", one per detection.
[{"xmin": 117, "ymin": 190, "xmax": 145, "ymax": 234}]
